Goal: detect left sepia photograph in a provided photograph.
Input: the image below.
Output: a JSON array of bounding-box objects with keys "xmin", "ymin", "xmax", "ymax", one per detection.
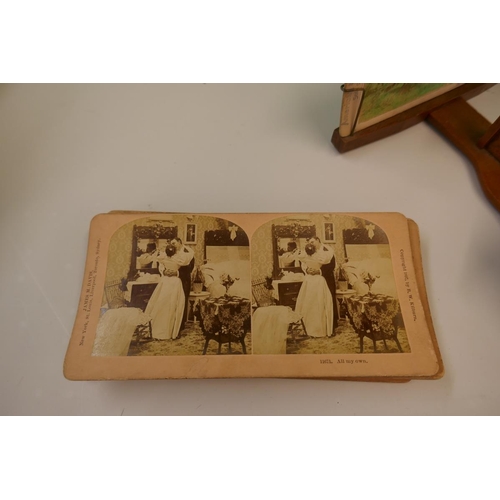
[{"xmin": 92, "ymin": 215, "xmax": 251, "ymax": 356}]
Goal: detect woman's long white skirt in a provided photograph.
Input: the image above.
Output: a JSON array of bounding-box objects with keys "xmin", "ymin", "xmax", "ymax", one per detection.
[
  {"xmin": 145, "ymin": 276, "xmax": 185, "ymax": 340},
  {"xmin": 295, "ymin": 274, "xmax": 333, "ymax": 338}
]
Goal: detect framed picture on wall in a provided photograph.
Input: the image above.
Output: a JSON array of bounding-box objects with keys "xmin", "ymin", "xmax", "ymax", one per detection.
[
  {"xmin": 185, "ymin": 223, "xmax": 197, "ymax": 244},
  {"xmin": 323, "ymin": 222, "xmax": 335, "ymax": 243}
]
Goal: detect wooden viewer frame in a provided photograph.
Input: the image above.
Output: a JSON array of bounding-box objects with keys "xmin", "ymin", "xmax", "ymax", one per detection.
[{"xmin": 331, "ymin": 83, "xmax": 500, "ymax": 213}]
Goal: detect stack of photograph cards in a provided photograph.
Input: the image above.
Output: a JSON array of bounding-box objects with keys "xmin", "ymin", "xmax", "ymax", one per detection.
[{"xmin": 64, "ymin": 211, "xmax": 443, "ymax": 382}]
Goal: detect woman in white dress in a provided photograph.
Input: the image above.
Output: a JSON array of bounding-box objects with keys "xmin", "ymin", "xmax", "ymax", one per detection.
[
  {"xmin": 145, "ymin": 243, "xmax": 191, "ymax": 340},
  {"xmin": 294, "ymin": 243, "xmax": 334, "ymax": 338}
]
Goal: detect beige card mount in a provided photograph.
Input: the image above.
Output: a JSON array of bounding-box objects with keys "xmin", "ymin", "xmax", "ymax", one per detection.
[{"xmin": 64, "ymin": 212, "xmax": 443, "ymax": 382}]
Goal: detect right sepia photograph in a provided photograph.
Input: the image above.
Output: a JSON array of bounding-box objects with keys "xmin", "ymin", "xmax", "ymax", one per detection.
[{"xmin": 251, "ymin": 214, "xmax": 410, "ymax": 355}]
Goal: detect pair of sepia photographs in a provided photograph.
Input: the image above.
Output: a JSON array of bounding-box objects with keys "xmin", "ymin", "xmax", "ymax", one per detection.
[{"xmin": 64, "ymin": 211, "xmax": 443, "ymax": 382}]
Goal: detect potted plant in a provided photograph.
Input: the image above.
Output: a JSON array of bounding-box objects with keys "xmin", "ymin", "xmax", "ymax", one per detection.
[
  {"xmin": 335, "ymin": 262, "xmax": 350, "ymax": 291},
  {"xmin": 337, "ymin": 268, "xmax": 349, "ymax": 291},
  {"xmin": 191, "ymin": 265, "xmax": 205, "ymax": 293}
]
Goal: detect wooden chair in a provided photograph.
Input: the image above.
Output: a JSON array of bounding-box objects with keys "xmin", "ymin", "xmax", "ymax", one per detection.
[
  {"xmin": 104, "ymin": 279, "xmax": 152, "ymax": 347},
  {"xmin": 104, "ymin": 279, "xmax": 129, "ymax": 308},
  {"xmin": 251, "ymin": 278, "xmax": 307, "ymax": 340},
  {"xmin": 251, "ymin": 278, "xmax": 277, "ymax": 307}
]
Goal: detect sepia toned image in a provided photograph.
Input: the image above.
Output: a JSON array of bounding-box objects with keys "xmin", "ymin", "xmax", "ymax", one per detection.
[
  {"xmin": 64, "ymin": 211, "xmax": 443, "ymax": 381},
  {"xmin": 93, "ymin": 215, "xmax": 251, "ymax": 357},
  {"xmin": 251, "ymin": 214, "xmax": 409, "ymax": 355}
]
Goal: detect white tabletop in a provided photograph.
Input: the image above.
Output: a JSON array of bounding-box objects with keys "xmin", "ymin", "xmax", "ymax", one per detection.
[{"xmin": 1, "ymin": 83, "xmax": 499, "ymax": 415}]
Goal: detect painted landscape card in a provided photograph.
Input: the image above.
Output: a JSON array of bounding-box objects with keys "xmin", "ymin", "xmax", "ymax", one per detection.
[
  {"xmin": 354, "ymin": 83, "xmax": 462, "ymax": 132},
  {"xmin": 338, "ymin": 83, "xmax": 462, "ymax": 137}
]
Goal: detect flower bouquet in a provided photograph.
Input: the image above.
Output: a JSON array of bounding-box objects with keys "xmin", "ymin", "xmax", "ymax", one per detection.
[
  {"xmin": 220, "ymin": 273, "xmax": 239, "ymax": 297},
  {"xmin": 360, "ymin": 271, "xmax": 380, "ymax": 294}
]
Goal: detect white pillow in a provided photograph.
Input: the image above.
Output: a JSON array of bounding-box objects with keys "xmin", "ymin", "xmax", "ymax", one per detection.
[
  {"xmin": 345, "ymin": 258, "xmax": 398, "ymax": 297},
  {"xmin": 201, "ymin": 260, "xmax": 251, "ymax": 299}
]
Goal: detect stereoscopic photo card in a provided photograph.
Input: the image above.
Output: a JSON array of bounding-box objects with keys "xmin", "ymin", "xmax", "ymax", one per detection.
[{"xmin": 64, "ymin": 212, "xmax": 443, "ymax": 381}]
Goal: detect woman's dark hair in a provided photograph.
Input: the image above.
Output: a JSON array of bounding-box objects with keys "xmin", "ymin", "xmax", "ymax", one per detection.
[
  {"xmin": 165, "ymin": 244, "xmax": 176, "ymax": 257},
  {"xmin": 146, "ymin": 243, "xmax": 156, "ymax": 253},
  {"xmin": 305, "ymin": 243, "xmax": 316, "ymax": 256},
  {"xmin": 287, "ymin": 241, "xmax": 297, "ymax": 252}
]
